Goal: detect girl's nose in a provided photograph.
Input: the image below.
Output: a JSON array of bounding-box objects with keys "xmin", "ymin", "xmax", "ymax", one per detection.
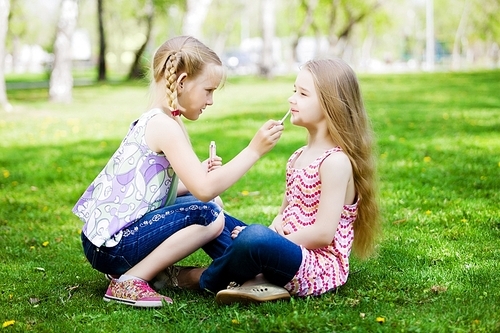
[{"xmin": 207, "ymin": 93, "xmax": 214, "ymax": 106}]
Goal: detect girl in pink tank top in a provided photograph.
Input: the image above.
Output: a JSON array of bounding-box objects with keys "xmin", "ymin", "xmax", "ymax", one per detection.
[{"xmin": 181, "ymin": 58, "xmax": 380, "ymax": 304}]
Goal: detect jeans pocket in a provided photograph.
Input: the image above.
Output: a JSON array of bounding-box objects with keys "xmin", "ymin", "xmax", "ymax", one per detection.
[
  {"xmin": 81, "ymin": 234, "xmax": 132, "ymax": 275},
  {"xmin": 90, "ymin": 249, "xmax": 133, "ymax": 275}
]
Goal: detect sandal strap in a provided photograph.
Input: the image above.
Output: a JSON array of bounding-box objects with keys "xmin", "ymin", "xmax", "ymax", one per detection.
[{"xmin": 227, "ymin": 281, "xmax": 240, "ymax": 289}]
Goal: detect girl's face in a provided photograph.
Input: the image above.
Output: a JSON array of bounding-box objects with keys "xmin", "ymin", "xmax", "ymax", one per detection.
[
  {"xmin": 288, "ymin": 69, "xmax": 323, "ymax": 128},
  {"xmin": 177, "ymin": 64, "xmax": 222, "ymax": 121}
]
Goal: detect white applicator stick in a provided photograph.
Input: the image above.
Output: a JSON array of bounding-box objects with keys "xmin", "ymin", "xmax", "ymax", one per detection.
[
  {"xmin": 209, "ymin": 141, "xmax": 216, "ymax": 162},
  {"xmin": 280, "ymin": 109, "xmax": 291, "ymax": 124}
]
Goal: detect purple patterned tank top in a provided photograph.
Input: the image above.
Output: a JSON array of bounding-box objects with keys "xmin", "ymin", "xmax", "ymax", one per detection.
[{"xmin": 73, "ymin": 109, "xmax": 178, "ymax": 247}]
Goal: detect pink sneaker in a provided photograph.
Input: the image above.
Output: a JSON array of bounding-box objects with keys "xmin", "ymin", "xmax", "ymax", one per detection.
[{"xmin": 103, "ymin": 278, "xmax": 173, "ymax": 307}]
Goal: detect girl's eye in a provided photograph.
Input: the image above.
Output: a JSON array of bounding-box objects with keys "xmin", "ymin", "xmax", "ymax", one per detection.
[{"xmin": 293, "ymin": 89, "xmax": 306, "ymax": 96}]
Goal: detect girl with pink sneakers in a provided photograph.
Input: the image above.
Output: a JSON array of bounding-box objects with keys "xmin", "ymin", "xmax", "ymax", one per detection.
[{"xmin": 72, "ymin": 36, "xmax": 284, "ymax": 307}]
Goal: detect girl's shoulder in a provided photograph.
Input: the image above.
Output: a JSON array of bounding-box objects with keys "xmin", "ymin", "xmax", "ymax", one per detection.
[
  {"xmin": 142, "ymin": 108, "xmax": 179, "ymax": 127},
  {"xmin": 321, "ymin": 150, "xmax": 351, "ymax": 169},
  {"xmin": 286, "ymin": 146, "xmax": 306, "ymax": 167},
  {"xmin": 311, "ymin": 146, "xmax": 345, "ymax": 167},
  {"xmin": 131, "ymin": 108, "xmax": 164, "ymax": 126},
  {"xmin": 143, "ymin": 108, "xmax": 167, "ymax": 120},
  {"xmin": 322, "ymin": 146, "xmax": 351, "ymax": 166}
]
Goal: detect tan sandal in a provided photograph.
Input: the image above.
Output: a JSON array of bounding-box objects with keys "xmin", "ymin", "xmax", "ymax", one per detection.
[
  {"xmin": 152, "ymin": 266, "xmax": 200, "ymax": 290},
  {"xmin": 215, "ymin": 283, "xmax": 291, "ymax": 305}
]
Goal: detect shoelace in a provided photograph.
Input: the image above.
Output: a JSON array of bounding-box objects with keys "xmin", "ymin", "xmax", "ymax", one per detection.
[{"xmin": 128, "ymin": 279, "xmax": 160, "ymax": 296}]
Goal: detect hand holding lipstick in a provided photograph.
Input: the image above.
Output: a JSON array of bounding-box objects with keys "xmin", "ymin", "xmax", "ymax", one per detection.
[
  {"xmin": 207, "ymin": 141, "xmax": 222, "ymax": 172},
  {"xmin": 280, "ymin": 109, "xmax": 291, "ymax": 124}
]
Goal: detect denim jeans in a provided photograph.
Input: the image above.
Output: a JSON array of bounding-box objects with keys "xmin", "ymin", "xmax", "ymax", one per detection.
[
  {"xmin": 174, "ymin": 194, "xmax": 246, "ymax": 259},
  {"xmin": 81, "ymin": 199, "xmax": 222, "ymax": 275},
  {"xmin": 199, "ymin": 221, "xmax": 303, "ymax": 293}
]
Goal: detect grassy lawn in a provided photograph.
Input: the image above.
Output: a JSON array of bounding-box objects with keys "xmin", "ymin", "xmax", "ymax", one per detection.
[{"xmin": 1, "ymin": 70, "xmax": 499, "ymax": 332}]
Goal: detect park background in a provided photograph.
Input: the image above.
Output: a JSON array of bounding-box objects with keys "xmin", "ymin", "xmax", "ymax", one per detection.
[{"xmin": 1, "ymin": 0, "xmax": 499, "ymax": 332}]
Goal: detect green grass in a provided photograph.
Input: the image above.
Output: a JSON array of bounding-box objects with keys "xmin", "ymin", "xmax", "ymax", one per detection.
[{"xmin": 1, "ymin": 70, "xmax": 499, "ymax": 332}]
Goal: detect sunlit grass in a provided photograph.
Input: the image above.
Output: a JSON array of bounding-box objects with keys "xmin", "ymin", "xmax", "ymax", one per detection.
[{"xmin": 1, "ymin": 70, "xmax": 499, "ymax": 332}]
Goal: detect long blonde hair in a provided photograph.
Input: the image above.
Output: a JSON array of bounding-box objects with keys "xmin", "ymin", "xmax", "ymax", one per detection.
[{"xmin": 303, "ymin": 58, "xmax": 380, "ymax": 259}]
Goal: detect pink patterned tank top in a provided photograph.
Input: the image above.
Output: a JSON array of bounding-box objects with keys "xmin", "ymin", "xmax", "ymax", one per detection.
[{"xmin": 283, "ymin": 146, "xmax": 358, "ymax": 296}]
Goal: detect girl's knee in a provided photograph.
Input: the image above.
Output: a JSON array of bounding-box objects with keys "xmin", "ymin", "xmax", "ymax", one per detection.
[
  {"xmin": 233, "ymin": 224, "xmax": 270, "ymax": 249},
  {"xmin": 211, "ymin": 212, "xmax": 225, "ymax": 237},
  {"xmin": 206, "ymin": 210, "xmax": 224, "ymax": 239},
  {"xmin": 239, "ymin": 224, "xmax": 269, "ymax": 239}
]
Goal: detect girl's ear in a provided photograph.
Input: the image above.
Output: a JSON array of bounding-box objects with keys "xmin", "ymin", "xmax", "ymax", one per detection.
[{"xmin": 177, "ymin": 73, "xmax": 187, "ymax": 93}]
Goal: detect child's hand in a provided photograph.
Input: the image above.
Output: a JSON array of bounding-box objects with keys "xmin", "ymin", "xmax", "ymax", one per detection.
[
  {"xmin": 269, "ymin": 214, "xmax": 286, "ymax": 236},
  {"xmin": 208, "ymin": 155, "xmax": 222, "ymax": 172},
  {"xmin": 248, "ymin": 120, "xmax": 284, "ymax": 157},
  {"xmin": 231, "ymin": 226, "xmax": 246, "ymax": 239},
  {"xmin": 202, "ymin": 156, "xmax": 223, "ymax": 172}
]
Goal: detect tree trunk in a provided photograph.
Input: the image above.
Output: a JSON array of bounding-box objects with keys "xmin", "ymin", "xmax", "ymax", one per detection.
[
  {"xmin": 97, "ymin": 0, "xmax": 106, "ymax": 81},
  {"xmin": 291, "ymin": 0, "xmax": 318, "ymax": 63},
  {"xmin": 327, "ymin": 0, "xmax": 381, "ymax": 57},
  {"xmin": 451, "ymin": 0, "xmax": 470, "ymax": 71},
  {"xmin": 326, "ymin": 0, "xmax": 340, "ymax": 56},
  {"xmin": 49, "ymin": 0, "xmax": 78, "ymax": 103},
  {"xmin": 212, "ymin": 2, "xmax": 244, "ymax": 56},
  {"xmin": 259, "ymin": 0, "xmax": 276, "ymax": 79},
  {"xmin": 0, "ymin": 0, "xmax": 12, "ymax": 112},
  {"xmin": 183, "ymin": 0, "xmax": 212, "ymax": 39},
  {"xmin": 128, "ymin": 0, "xmax": 154, "ymax": 80}
]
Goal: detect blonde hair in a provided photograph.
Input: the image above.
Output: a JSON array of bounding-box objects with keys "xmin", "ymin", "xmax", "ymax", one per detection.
[
  {"xmin": 149, "ymin": 35, "xmax": 224, "ymax": 113},
  {"xmin": 303, "ymin": 58, "xmax": 380, "ymax": 259}
]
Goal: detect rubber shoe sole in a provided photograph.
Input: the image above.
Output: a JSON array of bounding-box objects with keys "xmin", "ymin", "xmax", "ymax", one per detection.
[
  {"xmin": 103, "ymin": 294, "xmax": 170, "ymax": 308},
  {"xmin": 215, "ymin": 283, "xmax": 290, "ymax": 305}
]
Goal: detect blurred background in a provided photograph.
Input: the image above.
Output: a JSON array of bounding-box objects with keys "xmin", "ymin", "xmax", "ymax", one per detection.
[{"xmin": 0, "ymin": 0, "xmax": 499, "ymax": 106}]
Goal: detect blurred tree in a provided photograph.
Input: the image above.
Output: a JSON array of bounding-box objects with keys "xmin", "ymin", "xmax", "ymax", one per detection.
[
  {"xmin": 127, "ymin": 0, "xmax": 154, "ymax": 79},
  {"xmin": 97, "ymin": 0, "xmax": 106, "ymax": 81},
  {"xmin": 126, "ymin": 0, "xmax": 182, "ymax": 80},
  {"xmin": 288, "ymin": 0, "xmax": 383, "ymax": 62},
  {"xmin": 203, "ymin": 0, "xmax": 245, "ymax": 55},
  {"xmin": 0, "ymin": 0, "xmax": 12, "ymax": 111},
  {"xmin": 324, "ymin": 0, "xmax": 383, "ymax": 57},
  {"xmin": 4, "ymin": 0, "xmax": 497, "ymax": 79},
  {"xmin": 431, "ymin": 0, "xmax": 499, "ymax": 69},
  {"xmin": 291, "ymin": 0, "xmax": 320, "ymax": 63},
  {"xmin": 49, "ymin": 0, "xmax": 78, "ymax": 103},
  {"xmin": 468, "ymin": 0, "xmax": 500, "ymax": 67},
  {"xmin": 7, "ymin": 0, "xmax": 59, "ymax": 69},
  {"xmin": 259, "ymin": 0, "xmax": 276, "ymax": 78},
  {"xmin": 451, "ymin": 0, "xmax": 470, "ymax": 70},
  {"xmin": 183, "ymin": 0, "xmax": 212, "ymax": 39}
]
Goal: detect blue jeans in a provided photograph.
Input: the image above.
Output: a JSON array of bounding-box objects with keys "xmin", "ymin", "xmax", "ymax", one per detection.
[
  {"xmin": 200, "ymin": 220, "xmax": 303, "ymax": 293},
  {"xmin": 81, "ymin": 199, "xmax": 222, "ymax": 275}
]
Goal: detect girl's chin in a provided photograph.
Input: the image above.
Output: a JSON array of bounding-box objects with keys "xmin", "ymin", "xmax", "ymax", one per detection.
[{"xmin": 184, "ymin": 114, "xmax": 200, "ymax": 121}]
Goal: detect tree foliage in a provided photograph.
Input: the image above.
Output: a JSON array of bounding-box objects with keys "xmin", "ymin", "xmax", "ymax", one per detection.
[{"xmin": 2, "ymin": 0, "xmax": 499, "ymax": 85}]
